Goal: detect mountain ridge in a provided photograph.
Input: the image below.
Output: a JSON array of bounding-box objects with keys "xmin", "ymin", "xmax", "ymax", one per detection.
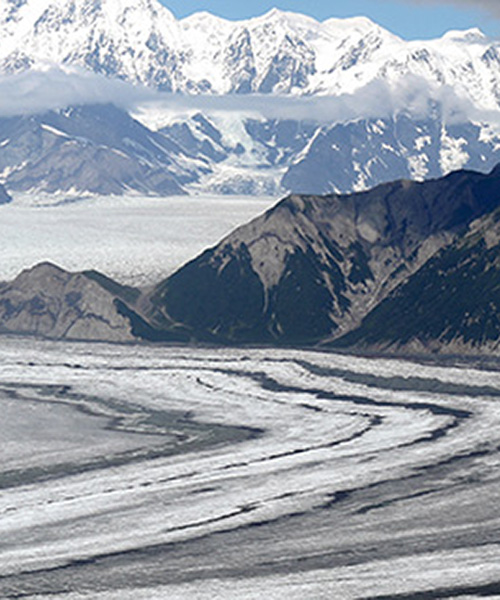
[
  {"xmin": 3, "ymin": 103, "xmax": 500, "ymax": 197},
  {"xmin": 145, "ymin": 165, "xmax": 500, "ymax": 345},
  {"xmin": 1, "ymin": 0, "xmax": 500, "ymax": 109},
  {"xmin": 334, "ymin": 205, "xmax": 500, "ymax": 355},
  {"xmin": 2, "ymin": 166, "xmax": 500, "ymax": 354}
]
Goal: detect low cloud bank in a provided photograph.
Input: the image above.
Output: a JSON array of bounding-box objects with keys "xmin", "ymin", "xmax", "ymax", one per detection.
[
  {"xmin": 133, "ymin": 75, "xmax": 500, "ymax": 128},
  {"xmin": 0, "ymin": 65, "xmax": 497, "ymax": 128},
  {"xmin": 0, "ymin": 66, "xmax": 153, "ymax": 117}
]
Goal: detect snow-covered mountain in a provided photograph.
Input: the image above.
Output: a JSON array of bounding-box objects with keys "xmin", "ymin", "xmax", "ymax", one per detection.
[
  {"xmin": 2, "ymin": 0, "xmax": 500, "ymax": 109},
  {"xmin": 2, "ymin": 0, "xmax": 500, "ymax": 197},
  {"xmin": 2, "ymin": 102, "xmax": 500, "ymax": 197}
]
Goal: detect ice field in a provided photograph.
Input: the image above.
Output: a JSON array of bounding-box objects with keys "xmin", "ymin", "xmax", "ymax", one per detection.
[
  {"xmin": 1, "ymin": 339, "xmax": 500, "ymax": 598},
  {"xmin": 0, "ymin": 194, "xmax": 277, "ymax": 286}
]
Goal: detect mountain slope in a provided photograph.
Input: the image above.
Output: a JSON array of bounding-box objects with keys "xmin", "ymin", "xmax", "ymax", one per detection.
[
  {"xmin": 146, "ymin": 166, "xmax": 500, "ymax": 344},
  {"xmin": 0, "ymin": 104, "xmax": 194, "ymax": 195},
  {"xmin": 281, "ymin": 114, "xmax": 500, "ymax": 195},
  {"xmin": 0, "ymin": 183, "xmax": 12, "ymax": 204},
  {"xmin": 0, "ymin": 0, "xmax": 181, "ymax": 91},
  {"xmin": 0, "ymin": 262, "xmax": 139, "ymax": 341},
  {"xmin": 0, "ymin": 262, "xmax": 188, "ymax": 342},
  {"xmin": 334, "ymin": 208, "xmax": 500, "ymax": 354}
]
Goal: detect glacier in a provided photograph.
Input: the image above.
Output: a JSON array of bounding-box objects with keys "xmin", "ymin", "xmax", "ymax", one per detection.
[{"xmin": 1, "ymin": 338, "xmax": 500, "ymax": 597}]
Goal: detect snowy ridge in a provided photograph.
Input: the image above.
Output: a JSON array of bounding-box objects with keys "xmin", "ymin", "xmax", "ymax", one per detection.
[{"xmin": 1, "ymin": 0, "xmax": 500, "ymax": 110}]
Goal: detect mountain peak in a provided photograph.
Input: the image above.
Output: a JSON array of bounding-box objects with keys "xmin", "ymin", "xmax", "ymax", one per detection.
[
  {"xmin": 322, "ymin": 15, "xmax": 380, "ymax": 31},
  {"xmin": 180, "ymin": 10, "xmax": 231, "ymax": 27},
  {"xmin": 261, "ymin": 7, "xmax": 287, "ymax": 20},
  {"xmin": 442, "ymin": 27, "xmax": 487, "ymax": 43},
  {"xmin": 0, "ymin": 0, "xmax": 498, "ymax": 104},
  {"xmin": 248, "ymin": 6, "xmax": 321, "ymax": 29}
]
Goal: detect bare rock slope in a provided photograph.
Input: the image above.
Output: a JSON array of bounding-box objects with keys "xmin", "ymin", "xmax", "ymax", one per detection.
[
  {"xmin": 0, "ymin": 263, "xmax": 141, "ymax": 342},
  {"xmin": 335, "ymin": 207, "xmax": 500, "ymax": 354},
  {"xmin": 147, "ymin": 166, "xmax": 500, "ymax": 345},
  {"xmin": 4, "ymin": 166, "xmax": 500, "ymax": 354}
]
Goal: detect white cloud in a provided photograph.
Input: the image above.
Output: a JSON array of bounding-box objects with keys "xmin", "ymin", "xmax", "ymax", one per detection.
[
  {"xmin": 0, "ymin": 65, "xmax": 154, "ymax": 117},
  {"xmin": 134, "ymin": 75, "xmax": 500, "ymax": 128},
  {"xmin": 0, "ymin": 65, "xmax": 497, "ymax": 129}
]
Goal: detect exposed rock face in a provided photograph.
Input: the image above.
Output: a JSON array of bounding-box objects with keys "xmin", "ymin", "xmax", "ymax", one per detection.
[
  {"xmin": 0, "ymin": 105, "xmax": 189, "ymax": 196},
  {"xmin": 0, "ymin": 263, "xmax": 140, "ymax": 341},
  {"xmin": 335, "ymin": 207, "xmax": 500, "ymax": 354},
  {"xmin": 0, "ymin": 183, "xmax": 12, "ymax": 204},
  {"xmin": 148, "ymin": 166, "xmax": 500, "ymax": 345},
  {"xmin": 281, "ymin": 115, "xmax": 500, "ymax": 195}
]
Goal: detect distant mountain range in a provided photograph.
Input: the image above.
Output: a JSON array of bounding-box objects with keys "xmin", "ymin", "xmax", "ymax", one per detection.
[
  {"xmin": 2, "ymin": 0, "xmax": 500, "ymax": 104},
  {"xmin": 2, "ymin": 166, "xmax": 500, "ymax": 355},
  {"xmin": 1, "ymin": 103, "xmax": 500, "ymax": 197},
  {"xmin": 2, "ymin": 0, "xmax": 500, "ymax": 196}
]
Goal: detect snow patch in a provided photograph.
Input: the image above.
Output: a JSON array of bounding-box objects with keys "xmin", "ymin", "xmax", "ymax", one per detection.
[
  {"xmin": 408, "ymin": 154, "xmax": 429, "ymax": 180},
  {"xmin": 40, "ymin": 123, "xmax": 70, "ymax": 138},
  {"xmin": 440, "ymin": 127, "xmax": 469, "ymax": 174}
]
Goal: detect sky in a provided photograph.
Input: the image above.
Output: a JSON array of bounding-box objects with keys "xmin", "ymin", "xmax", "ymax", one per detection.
[{"xmin": 158, "ymin": 0, "xmax": 499, "ymax": 40}]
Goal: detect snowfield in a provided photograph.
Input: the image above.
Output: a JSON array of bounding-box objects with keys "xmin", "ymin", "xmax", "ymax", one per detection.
[
  {"xmin": 1, "ymin": 339, "xmax": 500, "ymax": 598},
  {"xmin": 0, "ymin": 194, "xmax": 278, "ymax": 286}
]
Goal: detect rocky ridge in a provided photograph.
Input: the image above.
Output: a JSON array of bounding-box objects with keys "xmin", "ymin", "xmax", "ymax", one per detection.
[
  {"xmin": 335, "ymin": 207, "xmax": 500, "ymax": 354},
  {"xmin": 3, "ymin": 166, "xmax": 500, "ymax": 353},
  {"xmin": 146, "ymin": 166, "xmax": 500, "ymax": 345},
  {"xmin": 0, "ymin": 263, "xmax": 141, "ymax": 342}
]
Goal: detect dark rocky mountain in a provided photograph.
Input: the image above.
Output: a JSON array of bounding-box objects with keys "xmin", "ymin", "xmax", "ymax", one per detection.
[
  {"xmin": 0, "ymin": 104, "xmax": 195, "ymax": 196},
  {"xmin": 335, "ymin": 207, "xmax": 500, "ymax": 354},
  {"xmin": 281, "ymin": 113, "xmax": 500, "ymax": 195},
  {"xmin": 0, "ymin": 262, "xmax": 188, "ymax": 343},
  {"xmin": 145, "ymin": 166, "xmax": 500, "ymax": 345},
  {"xmin": 3, "ymin": 167, "xmax": 500, "ymax": 354},
  {"xmin": 0, "ymin": 263, "xmax": 141, "ymax": 342}
]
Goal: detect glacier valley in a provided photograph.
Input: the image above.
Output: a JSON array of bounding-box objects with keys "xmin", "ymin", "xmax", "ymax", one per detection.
[{"xmin": 1, "ymin": 338, "xmax": 500, "ymax": 598}]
